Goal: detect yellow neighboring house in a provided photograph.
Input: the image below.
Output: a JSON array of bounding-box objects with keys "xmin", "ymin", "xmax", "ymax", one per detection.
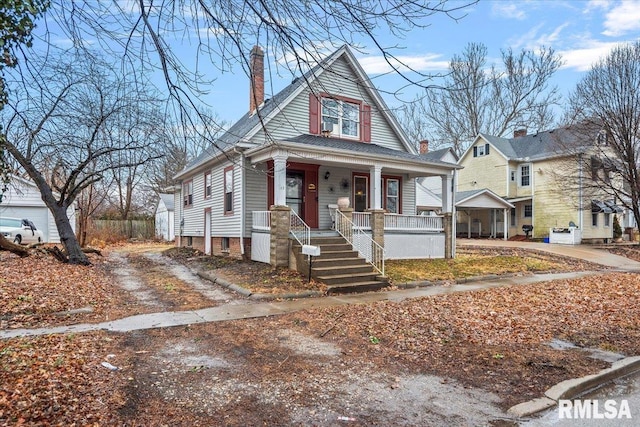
[{"xmin": 457, "ymin": 127, "xmax": 623, "ymax": 242}]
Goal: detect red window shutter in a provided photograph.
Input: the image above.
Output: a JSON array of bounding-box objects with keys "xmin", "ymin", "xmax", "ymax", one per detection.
[
  {"xmin": 309, "ymin": 93, "xmax": 320, "ymax": 134},
  {"xmin": 361, "ymin": 104, "xmax": 371, "ymax": 142}
]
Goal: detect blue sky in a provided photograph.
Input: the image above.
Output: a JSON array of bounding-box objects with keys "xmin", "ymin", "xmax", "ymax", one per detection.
[
  {"xmin": 27, "ymin": 0, "xmax": 640, "ymax": 127},
  {"xmin": 205, "ymin": 0, "xmax": 640, "ymax": 124}
]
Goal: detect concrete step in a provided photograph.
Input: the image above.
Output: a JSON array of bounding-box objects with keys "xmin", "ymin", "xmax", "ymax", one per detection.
[
  {"xmin": 326, "ymin": 281, "xmax": 390, "ymax": 294},
  {"xmin": 312, "ymin": 264, "xmax": 374, "ymax": 276},
  {"xmin": 311, "ymin": 257, "xmax": 369, "ymax": 268},
  {"xmin": 316, "ymin": 272, "xmax": 380, "ymax": 285},
  {"xmin": 310, "ymin": 236, "xmax": 347, "ymax": 245},
  {"xmin": 314, "ymin": 250, "xmax": 359, "ymax": 260}
]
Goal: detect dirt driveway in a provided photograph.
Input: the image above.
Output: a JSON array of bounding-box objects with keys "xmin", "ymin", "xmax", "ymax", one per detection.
[
  {"xmin": 104, "ymin": 246, "xmax": 510, "ymax": 426},
  {"xmin": 3, "ymin": 243, "xmax": 640, "ymax": 426}
]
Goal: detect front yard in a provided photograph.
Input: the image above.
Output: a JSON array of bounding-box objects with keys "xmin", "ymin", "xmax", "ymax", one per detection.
[{"xmin": 1, "ymin": 243, "xmax": 638, "ymax": 425}]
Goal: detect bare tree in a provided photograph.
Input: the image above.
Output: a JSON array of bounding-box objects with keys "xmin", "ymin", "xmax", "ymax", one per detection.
[
  {"xmin": 1, "ymin": 51, "xmax": 162, "ymax": 264},
  {"xmin": 403, "ymin": 42, "xmax": 562, "ymax": 155},
  {"xmin": 565, "ymin": 41, "xmax": 640, "ymax": 236}
]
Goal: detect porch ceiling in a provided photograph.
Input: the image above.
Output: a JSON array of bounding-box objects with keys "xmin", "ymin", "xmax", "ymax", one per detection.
[{"xmin": 245, "ymin": 137, "xmax": 460, "ymax": 177}]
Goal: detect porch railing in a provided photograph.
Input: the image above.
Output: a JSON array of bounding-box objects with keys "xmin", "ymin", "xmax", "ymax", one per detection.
[
  {"xmin": 290, "ymin": 209, "xmax": 310, "ymax": 247},
  {"xmin": 385, "ymin": 214, "xmax": 443, "ymax": 231},
  {"xmin": 252, "ymin": 211, "xmax": 271, "ymax": 230},
  {"xmin": 335, "ymin": 209, "xmax": 384, "ymax": 276},
  {"xmin": 352, "ymin": 212, "xmax": 371, "ymax": 229}
]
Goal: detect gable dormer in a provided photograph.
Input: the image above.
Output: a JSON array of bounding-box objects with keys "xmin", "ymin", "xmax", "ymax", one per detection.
[{"xmin": 309, "ymin": 93, "xmax": 371, "ymax": 142}]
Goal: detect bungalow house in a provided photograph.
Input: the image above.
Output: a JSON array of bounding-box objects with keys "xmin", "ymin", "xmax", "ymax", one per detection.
[
  {"xmin": 0, "ymin": 174, "xmax": 76, "ymax": 243},
  {"xmin": 173, "ymin": 45, "xmax": 460, "ymax": 291},
  {"xmin": 456, "ymin": 126, "xmax": 623, "ymax": 242}
]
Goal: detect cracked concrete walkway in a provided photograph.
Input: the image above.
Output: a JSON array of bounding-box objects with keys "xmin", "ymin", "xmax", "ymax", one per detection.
[{"xmin": 0, "ymin": 270, "xmax": 603, "ymax": 340}]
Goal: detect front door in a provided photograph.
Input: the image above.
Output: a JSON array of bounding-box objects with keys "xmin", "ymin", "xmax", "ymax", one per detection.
[
  {"xmin": 268, "ymin": 162, "xmax": 319, "ymax": 228},
  {"xmin": 286, "ymin": 171, "xmax": 305, "ymax": 219}
]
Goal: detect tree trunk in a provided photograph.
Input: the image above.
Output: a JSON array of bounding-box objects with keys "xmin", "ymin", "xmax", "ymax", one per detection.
[
  {"xmin": 51, "ymin": 203, "xmax": 90, "ymax": 265},
  {"xmin": 0, "ymin": 234, "xmax": 30, "ymax": 257}
]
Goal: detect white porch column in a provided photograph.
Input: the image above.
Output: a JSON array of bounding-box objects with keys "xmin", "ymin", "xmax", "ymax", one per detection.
[
  {"xmin": 272, "ymin": 153, "xmax": 288, "ymax": 206},
  {"xmin": 370, "ymin": 165, "xmax": 382, "ymax": 210},
  {"xmin": 441, "ymin": 173, "xmax": 453, "ymax": 213},
  {"xmin": 503, "ymin": 209, "xmax": 508, "ymax": 240}
]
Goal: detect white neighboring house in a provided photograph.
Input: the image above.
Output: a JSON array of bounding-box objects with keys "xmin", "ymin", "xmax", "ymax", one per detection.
[
  {"xmin": 155, "ymin": 193, "xmax": 175, "ymax": 241},
  {"xmin": 0, "ymin": 174, "xmax": 76, "ymax": 243}
]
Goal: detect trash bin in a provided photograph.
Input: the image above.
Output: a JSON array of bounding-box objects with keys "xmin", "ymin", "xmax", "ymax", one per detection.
[{"xmin": 543, "ymin": 237, "xmax": 550, "ymax": 243}]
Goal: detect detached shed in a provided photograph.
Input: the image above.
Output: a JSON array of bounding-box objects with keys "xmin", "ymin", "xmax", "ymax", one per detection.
[
  {"xmin": 155, "ymin": 193, "xmax": 175, "ymax": 241},
  {"xmin": 0, "ymin": 175, "xmax": 76, "ymax": 243}
]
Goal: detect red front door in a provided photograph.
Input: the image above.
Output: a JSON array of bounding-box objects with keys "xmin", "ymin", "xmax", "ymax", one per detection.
[{"xmin": 268, "ymin": 162, "xmax": 319, "ymax": 228}]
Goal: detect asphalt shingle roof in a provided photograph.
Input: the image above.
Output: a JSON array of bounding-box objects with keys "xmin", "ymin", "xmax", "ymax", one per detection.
[
  {"xmin": 482, "ymin": 126, "xmax": 586, "ymax": 161},
  {"xmin": 284, "ymin": 134, "xmax": 457, "ymax": 167}
]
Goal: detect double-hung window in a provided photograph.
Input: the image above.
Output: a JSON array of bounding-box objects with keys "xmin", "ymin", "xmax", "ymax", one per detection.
[
  {"xmin": 524, "ymin": 204, "xmax": 532, "ymax": 218},
  {"xmin": 183, "ymin": 180, "xmax": 193, "ymax": 207},
  {"xmin": 204, "ymin": 172, "xmax": 212, "ymax": 198},
  {"xmin": 385, "ymin": 178, "xmax": 400, "ymax": 214},
  {"xmin": 520, "ymin": 165, "xmax": 530, "ymax": 187},
  {"xmin": 321, "ymin": 98, "xmax": 360, "ymax": 139},
  {"xmin": 224, "ymin": 166, "xmax": 234, "ymax": 214}
]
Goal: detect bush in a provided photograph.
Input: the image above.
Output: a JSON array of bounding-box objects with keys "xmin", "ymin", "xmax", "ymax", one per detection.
[{"xmin": 613, "ymin": 215, "xmax": 623, "ymax": 239}]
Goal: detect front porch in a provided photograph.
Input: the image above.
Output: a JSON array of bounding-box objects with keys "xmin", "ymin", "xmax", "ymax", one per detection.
[
  {"xmin": 245, "ymin": 138, "xmax": 459, "ymax": 275},
  {"xmin": 250, "ymin": 208, "xmax": 448, "ymax": 275}
]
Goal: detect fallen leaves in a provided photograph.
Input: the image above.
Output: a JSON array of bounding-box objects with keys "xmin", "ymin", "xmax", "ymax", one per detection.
[
  {"xmin": 0, "ymin": 332, "xmax": 127, "ymax": 426},
  {"xmin": 0, "ymin": 252, "xmax": 135, "ymax": 329}
]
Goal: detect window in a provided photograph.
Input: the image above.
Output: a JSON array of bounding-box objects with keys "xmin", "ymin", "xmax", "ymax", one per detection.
[
  {"xmin": 204, "ymin": 172, "xmax": 212, "ymax": 198},
  {"xmin": 183, "ymin": 180, "xmax": 193, "ymax": 207},
  {"xmin": 473, "ymin": 143, "xmax": 490, "ymax": 157},
  {"xmin": 385, "ymin": 178, "xmax": 400, "ymax": 214},
  {"xmin": 592, "ymin": 213, "xmax": 599, "ymax": 227},
  {"xmin": 510, "ymin": 170, "xmax": 516, "ymax": 182},
  {"xmin": 604, "ymin": 213, "xmax": 611, "ymax": 227},
  {"xmin": 353, "ymin": 175, "xmax": 368, "ymax": 212},
  {"xmin": 224, "ymin": 166, "xmax": 233, "ymax": 214},
  {"xmin": 524, "ymin": 204, "xmax": 532, "ymax": 218},
  {"xmin": 221, "ymin": 237, "xmax": 230, "ymax": 251},
  {"xmin": 322, "ymin": 98, "xmax": 360, "ymax": 138},
  {"xmin": 520, "ymin": 165, "xmax": 530, "ymax": 186},
  {"xmin": 510, "ymin": 208, "xmax": 516, "ymax": 226}
]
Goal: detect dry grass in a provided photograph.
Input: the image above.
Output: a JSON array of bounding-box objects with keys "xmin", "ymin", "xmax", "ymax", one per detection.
[{"xmin": 386, "ymin": 255, "xmax": 564, "ymax": 283}]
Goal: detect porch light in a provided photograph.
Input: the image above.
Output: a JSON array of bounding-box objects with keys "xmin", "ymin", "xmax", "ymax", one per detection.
[{"xmin": 324, "ymin": 171, "xmax": 331, "ymax": 180}]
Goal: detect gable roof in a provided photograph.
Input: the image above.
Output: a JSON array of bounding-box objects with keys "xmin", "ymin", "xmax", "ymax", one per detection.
[
  {"xmin": 421, "ymin": 147, "xmax": 459, "ymax": 162},
  {"xmin": 455, "ymin": 188, "xmax": 514, "ymax": 208},
  {"xmin": 158, "ymin": 193, "xmax": 175, "ymax": 211},
  {"xmin": 176, "ymin": 45, "xmax": 417, "ymax": 179},
  {"xmin": 462, "ymin": 126, "xmax": 590, "ymax": 164}
]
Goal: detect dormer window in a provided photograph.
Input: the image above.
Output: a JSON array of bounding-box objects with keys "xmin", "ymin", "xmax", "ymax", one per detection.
[{"xmin": 321, "ymin": 98, "xmax": 359, "ymax": 138}]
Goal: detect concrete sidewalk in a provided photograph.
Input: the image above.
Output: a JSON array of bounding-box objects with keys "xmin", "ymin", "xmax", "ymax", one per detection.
[
  {"xmin": 0, "ymin": 270, "xmax": 602, "ymax": 339},
  {"xmin": 457, "ymin": 238, "xmax": 640, "ymax": 270}
]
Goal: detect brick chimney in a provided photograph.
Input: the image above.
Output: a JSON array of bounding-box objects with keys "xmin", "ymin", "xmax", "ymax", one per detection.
[
  {"xmin": 419, "ymin": 140, "xmax": 429, "ymax": 154},
  {"xmin": 514, "ymin": 128, "xmax": 527, "ymax": 138},
  {"xmin": 249, "ymin": 46, "xmax": 264, "ymax": 114}
]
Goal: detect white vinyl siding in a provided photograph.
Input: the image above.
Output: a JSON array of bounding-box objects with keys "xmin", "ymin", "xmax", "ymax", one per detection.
[{"xmin": 244, "ymin": 164, "xmax": 268, "ymax": 236}]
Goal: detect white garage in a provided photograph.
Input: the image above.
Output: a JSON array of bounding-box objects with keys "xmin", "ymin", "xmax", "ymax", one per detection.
[
  {"xmin": 0, "ymin": 175, "xmax": 76, "ymax": 243},
  {"xmin": 155, "ymin": 193, "xmax": 175, "ymax": 241}
]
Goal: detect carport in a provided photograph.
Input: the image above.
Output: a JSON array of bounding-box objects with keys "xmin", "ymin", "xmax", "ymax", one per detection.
[{"xmin": 455, "ymin": 189, "xmax": 514, "ymax": 240}]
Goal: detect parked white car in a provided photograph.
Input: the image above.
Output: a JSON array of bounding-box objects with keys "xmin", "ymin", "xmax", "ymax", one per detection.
[{"xmin": 0, "ymin": 217, "xmax": 44, "ymax": 244}]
